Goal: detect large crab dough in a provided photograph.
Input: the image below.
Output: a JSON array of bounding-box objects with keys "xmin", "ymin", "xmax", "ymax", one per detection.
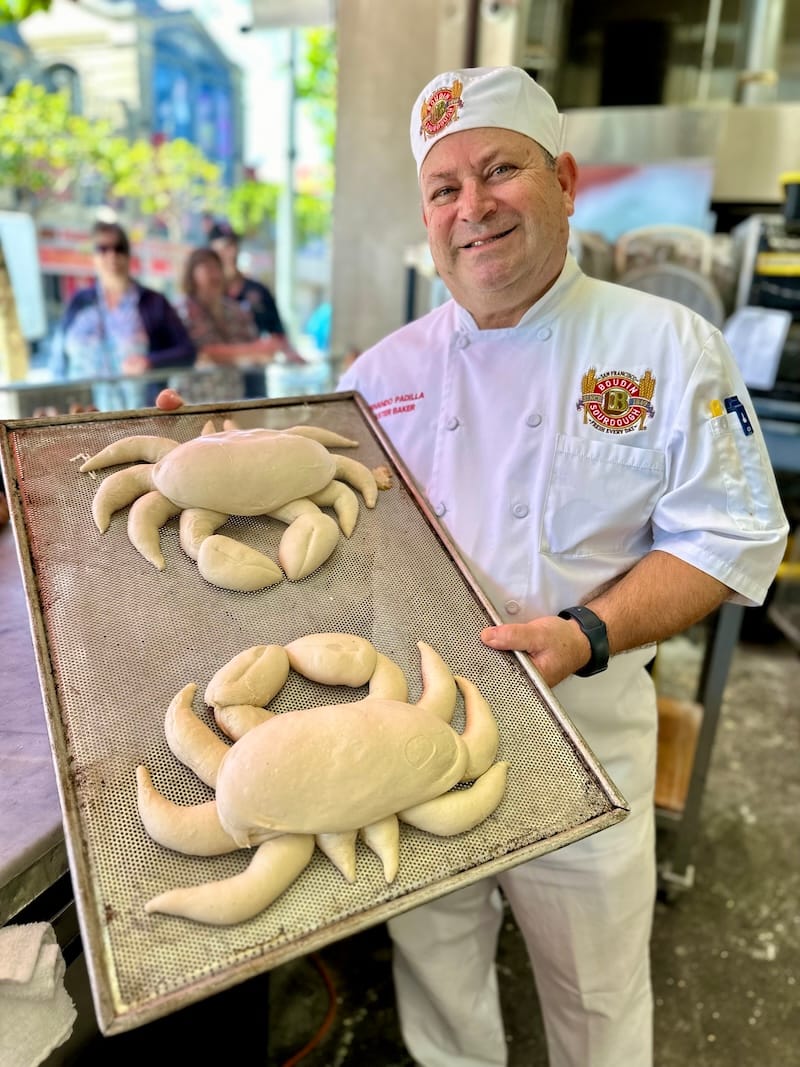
[{"xmin": 137, "ymin": 633, "xmax": 510, "ymax": 925}]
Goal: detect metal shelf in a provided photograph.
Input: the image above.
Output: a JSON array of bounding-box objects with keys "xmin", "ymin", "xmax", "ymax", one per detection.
[{"xmin": 655, "ymin": 603, "xmax": 745, "ymax": 897}]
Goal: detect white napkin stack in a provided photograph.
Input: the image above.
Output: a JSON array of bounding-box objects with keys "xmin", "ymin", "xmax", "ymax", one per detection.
[{"xmin": 0, "ymin": 922, "xmax": 77, "ymax": 1067}]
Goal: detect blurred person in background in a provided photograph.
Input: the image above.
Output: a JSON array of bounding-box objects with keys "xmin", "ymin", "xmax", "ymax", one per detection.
[
  {"xmin": 207, "ymin": 221, "xmax": 306, "ymax": 370},
  {"xmin": 177, "ymin": 247, "xmax": 282, "ymax": 374},
  {"xmin": 52, "ymin": 221, "xmax": 196, "ymax": 409},
  {"xmin": 174, "ymin": 246, "xmax": 288, "ymax": 402}
]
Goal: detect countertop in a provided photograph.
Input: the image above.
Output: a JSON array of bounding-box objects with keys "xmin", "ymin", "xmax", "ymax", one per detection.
[{"xmin": 0, "ymin": 523, "xmax": 67, "ymax": 923}]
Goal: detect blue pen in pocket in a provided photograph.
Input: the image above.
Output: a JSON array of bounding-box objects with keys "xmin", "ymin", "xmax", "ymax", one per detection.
[{"xmin": 723, "ymin": 395, "xmax": 754, "ymax": 436}]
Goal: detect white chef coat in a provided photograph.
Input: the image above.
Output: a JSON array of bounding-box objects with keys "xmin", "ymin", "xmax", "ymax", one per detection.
[
  {"xmin": 339, "ymin": 253, "xmax": 788, "ymax": 811},
  {"xmin": 337, "ymin": 253, "xmax": 788, "ymax": 1067}
]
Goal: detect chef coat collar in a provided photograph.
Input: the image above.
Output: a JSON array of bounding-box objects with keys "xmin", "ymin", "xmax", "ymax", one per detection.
[{"xmin": 453, "ymin": 252, "xmax": 581, "ymax": 333}]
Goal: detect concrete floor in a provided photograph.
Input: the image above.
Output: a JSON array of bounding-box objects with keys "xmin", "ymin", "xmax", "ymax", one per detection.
[{"xmin": 54, "ymin": 622, "xmax": 799, "ymax": 1067}]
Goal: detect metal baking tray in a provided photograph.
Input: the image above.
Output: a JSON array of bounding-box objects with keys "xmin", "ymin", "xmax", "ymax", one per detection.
[{"xmin": 0, "ymin": 392, "xmax": 628, "ymax": 1035}]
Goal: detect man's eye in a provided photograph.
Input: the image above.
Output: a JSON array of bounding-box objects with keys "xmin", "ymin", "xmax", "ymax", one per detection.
[
  {"xmin": 431, "ymin": 186, "xmax": 455, "ymax": 201},
  {"xmin": 490, "ymin": 164, "xmax": 513, "ymax": 177}
]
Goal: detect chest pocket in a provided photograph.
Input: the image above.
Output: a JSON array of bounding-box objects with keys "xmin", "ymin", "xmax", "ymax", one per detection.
[{"xmin": 541, "ymin": 434, "xmax": 666, "ymax": 557}]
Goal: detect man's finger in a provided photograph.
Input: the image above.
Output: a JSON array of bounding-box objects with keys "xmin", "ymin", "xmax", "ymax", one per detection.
[{"xmin": 156, "ymin": 389, "xmax": 185, "ymax": 411}]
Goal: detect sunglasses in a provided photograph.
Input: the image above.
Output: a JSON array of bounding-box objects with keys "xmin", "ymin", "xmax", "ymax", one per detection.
[{"xmin": 94, "ymin": 243, "xmax": 128, "ymax": 255}]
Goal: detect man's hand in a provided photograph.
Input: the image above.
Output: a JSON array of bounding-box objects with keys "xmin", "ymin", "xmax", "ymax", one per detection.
[
  {"xmin": 481, "ymin": 616, "xmax": 592, "ymax": 689},
  {"xmin": 480, "ymin": 553, "xmax": 734, "ymax": 690},
  {"xmin": 274, "ymin": 335, "xmax": 307, "ymax": 365}
]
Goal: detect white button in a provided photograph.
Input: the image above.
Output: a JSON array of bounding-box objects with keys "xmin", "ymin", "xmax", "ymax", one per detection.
[
  {"xmin": 434, "ymin": 503, "xmax": 447, "ymax": 517},
  {"xmin": 526, "ymin": 413, "xmax": 543, "ymax": 428},
  {"xmin": 455, "ymin": 333, "xmax": 470, "ymax": 349},
  {"xmin": 512, "ymin": 503, "xmax": 529, "ymax": 518},
  {"xmin": 445, "ymin": 416, "xmax": 459, "ymax": 430},
  {"xmin": 536, "ymin": 327, "xmax": 552, "ymax": 341},
  {"xmin": 505, "ymin": 600, "xmax": 521, "ymax": 615}
]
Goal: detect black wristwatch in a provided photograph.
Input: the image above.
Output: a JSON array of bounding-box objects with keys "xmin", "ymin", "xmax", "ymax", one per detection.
[{"xmin": 557, "ymin": 606, "xmax": 609, "ymax": 678}]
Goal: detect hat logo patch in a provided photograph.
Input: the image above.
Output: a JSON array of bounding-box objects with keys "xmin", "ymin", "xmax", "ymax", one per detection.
[
  {"xmin": 420, "ymin": 79, "xmax": 463, "ymax": 141},
  {"xmin": 577, "ymin": 368, "xmax": 656, "ymax": 433}
]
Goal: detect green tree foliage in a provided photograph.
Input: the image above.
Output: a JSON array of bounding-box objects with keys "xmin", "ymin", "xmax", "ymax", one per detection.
[
  {"xmin": 0, "ymin": 81, "xmax": 224, "ymax": 236},
  {"xmin": 294, "ymin": 27, "xmax": 337, "ymax": 157},
  {"xmin": 0, "ymin": 80, "xmax": 115, "ymax": 211},
  {"xmin": 293, "ymin": 27, "xmax": 337, "ymax": 245},
  {"xmin": 225, "ymin": 178, "xmax": 280, "ymax": 239},
  {"xmin": 0, "ymin": 24, "xmax": 338, "ymax": 245},
  {"xmin": 108, "ymin": 137, "xmax": 223, "ymax": 240},
  {"xmin": 0, "ymin": 0, "xmax": 53, "ymax": 23}
]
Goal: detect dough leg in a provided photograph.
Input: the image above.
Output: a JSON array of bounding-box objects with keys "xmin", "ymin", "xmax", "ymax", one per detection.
[
  {"xmin": 144, "ymin": 834, "xmax": 316, "ymax": 925},
  {"xmin": 399, "ymin": 762, "xmax": 509, "ymax": 836}
]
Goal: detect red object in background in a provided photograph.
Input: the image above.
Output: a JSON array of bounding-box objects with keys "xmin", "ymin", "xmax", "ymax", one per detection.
[{"xmin": 574, "ymin": 164, "xmax": 640, "ymax": 197}]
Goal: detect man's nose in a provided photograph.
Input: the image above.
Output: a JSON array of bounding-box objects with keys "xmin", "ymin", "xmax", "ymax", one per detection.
[{"xmin": 459, "ymin": 180, "xmax": 496, "ymax": 221}]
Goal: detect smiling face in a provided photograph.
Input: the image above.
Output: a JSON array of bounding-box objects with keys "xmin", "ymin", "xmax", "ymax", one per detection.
[{"xmin": 419, "ymin": 127, "xmax": 578, "ymax": 329}]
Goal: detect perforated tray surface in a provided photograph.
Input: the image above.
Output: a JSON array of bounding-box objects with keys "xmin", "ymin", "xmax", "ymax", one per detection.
[{"xmin": 0, "ymin": 393, "xmax": 627, "ymax": 1035}]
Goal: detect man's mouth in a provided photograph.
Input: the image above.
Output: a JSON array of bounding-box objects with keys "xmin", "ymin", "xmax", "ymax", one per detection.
[{"xmin": 462, "ymin": 227, "xmax": 514, "ymax": 250}]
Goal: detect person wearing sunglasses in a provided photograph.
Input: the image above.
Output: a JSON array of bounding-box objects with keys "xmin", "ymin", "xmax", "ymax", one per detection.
[{"xmin": 51, "ymin": 220, "xmax": 196, "ymax": 409}]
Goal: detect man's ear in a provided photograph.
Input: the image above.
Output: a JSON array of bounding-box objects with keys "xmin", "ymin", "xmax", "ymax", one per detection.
[
  {"xmin": 556, "ymin": 152, "xmax": 579, "ymax": 217},
  {"xmin": 420, "ymin": 202, "xmax": 429, "ymax": 230}
]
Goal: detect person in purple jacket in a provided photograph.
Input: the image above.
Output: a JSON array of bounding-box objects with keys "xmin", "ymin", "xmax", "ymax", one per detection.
[{"xmin": 52, "ymin": 220, "xmax": 196, "ymax": 408}]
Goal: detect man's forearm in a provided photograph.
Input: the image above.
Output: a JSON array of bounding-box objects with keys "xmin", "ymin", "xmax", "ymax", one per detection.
[
  {"xmin": 481, "ymin": 549, "xmax": 733, "ymax": 687},
  {"xmin": 586, "ymin": 550, "xmax": 731, "ymax": 656}
]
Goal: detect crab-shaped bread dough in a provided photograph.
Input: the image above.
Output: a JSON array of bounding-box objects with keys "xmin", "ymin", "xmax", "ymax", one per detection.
[
  {"xmin": 79, "ymin": 420, "xmax": 379, "ymax": 591},
  {"xmin": 137, "ymin": 633, "xmax": 510, "ymax": 925}
]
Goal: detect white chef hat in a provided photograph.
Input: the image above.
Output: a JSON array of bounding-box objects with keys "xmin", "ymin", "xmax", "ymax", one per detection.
[{"xmin": 410, "ymin": 66, "xmax": 564, "ymax": 176}]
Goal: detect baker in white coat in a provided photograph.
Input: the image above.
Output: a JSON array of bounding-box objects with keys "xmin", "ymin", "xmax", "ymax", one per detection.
[{"xmin": 336, "ymin": 67, "xmax": 788, "ymax": 1067}]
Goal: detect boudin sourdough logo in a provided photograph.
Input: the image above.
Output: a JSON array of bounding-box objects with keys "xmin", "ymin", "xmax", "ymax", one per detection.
[
  {"xmin": 577, "ymin": 368, "xmax": 656, "ymax": 433},
  {"xmin": 420, "ymin": 79, "xmax": 463, "ymax": 140}
]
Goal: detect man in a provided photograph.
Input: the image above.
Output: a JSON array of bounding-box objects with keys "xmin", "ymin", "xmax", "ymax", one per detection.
[
  {"xmin": 53, "ymin": 220, "xmax": 195, "ymax": 409},
  {"xmin": 207, "ymin": 221, "xmax": 306, "ymax": 367},
  {"xmin": 335, "ymin": 66, "xmax": 788, "ymax": 1067}
]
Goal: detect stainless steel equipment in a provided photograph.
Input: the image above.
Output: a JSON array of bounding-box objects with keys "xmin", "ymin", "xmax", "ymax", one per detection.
[{"xmin": 0, "ymin": 394, "xmax": 627, "ymax": 1036}]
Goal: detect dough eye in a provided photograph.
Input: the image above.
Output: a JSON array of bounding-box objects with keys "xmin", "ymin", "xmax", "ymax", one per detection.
[{"xmin": 404, "ymin": 734, "xmax": 438, "ymax": 770}]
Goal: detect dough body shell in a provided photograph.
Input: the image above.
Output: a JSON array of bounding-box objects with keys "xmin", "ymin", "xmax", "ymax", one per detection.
[
  {"xmin": 153, "ymin": 429, "xmax": 336, "ymax": 515},
  {"xmin": 215, "ymin": 698, "xmax": 469, "ymax": 843}
]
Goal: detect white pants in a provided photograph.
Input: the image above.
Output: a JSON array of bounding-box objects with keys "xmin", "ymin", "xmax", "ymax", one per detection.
[{"xmin": 388, "ymin": 798, "xmax": 656, "ymax": 1067}]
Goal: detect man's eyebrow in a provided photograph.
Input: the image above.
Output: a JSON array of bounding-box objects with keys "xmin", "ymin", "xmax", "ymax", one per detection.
[
  {"xmin": 422, "ymin": 166, "xmax": 456, "ymax": 185},
  {"xmin": 422, "ymin": 150, "xmax": 504, "ymax": 187}
]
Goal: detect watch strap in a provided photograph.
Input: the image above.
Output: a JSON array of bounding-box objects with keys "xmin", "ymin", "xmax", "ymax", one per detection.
[{"xmin": 557, "ymin": 605, "xmax": 609, "ymax": 678}]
